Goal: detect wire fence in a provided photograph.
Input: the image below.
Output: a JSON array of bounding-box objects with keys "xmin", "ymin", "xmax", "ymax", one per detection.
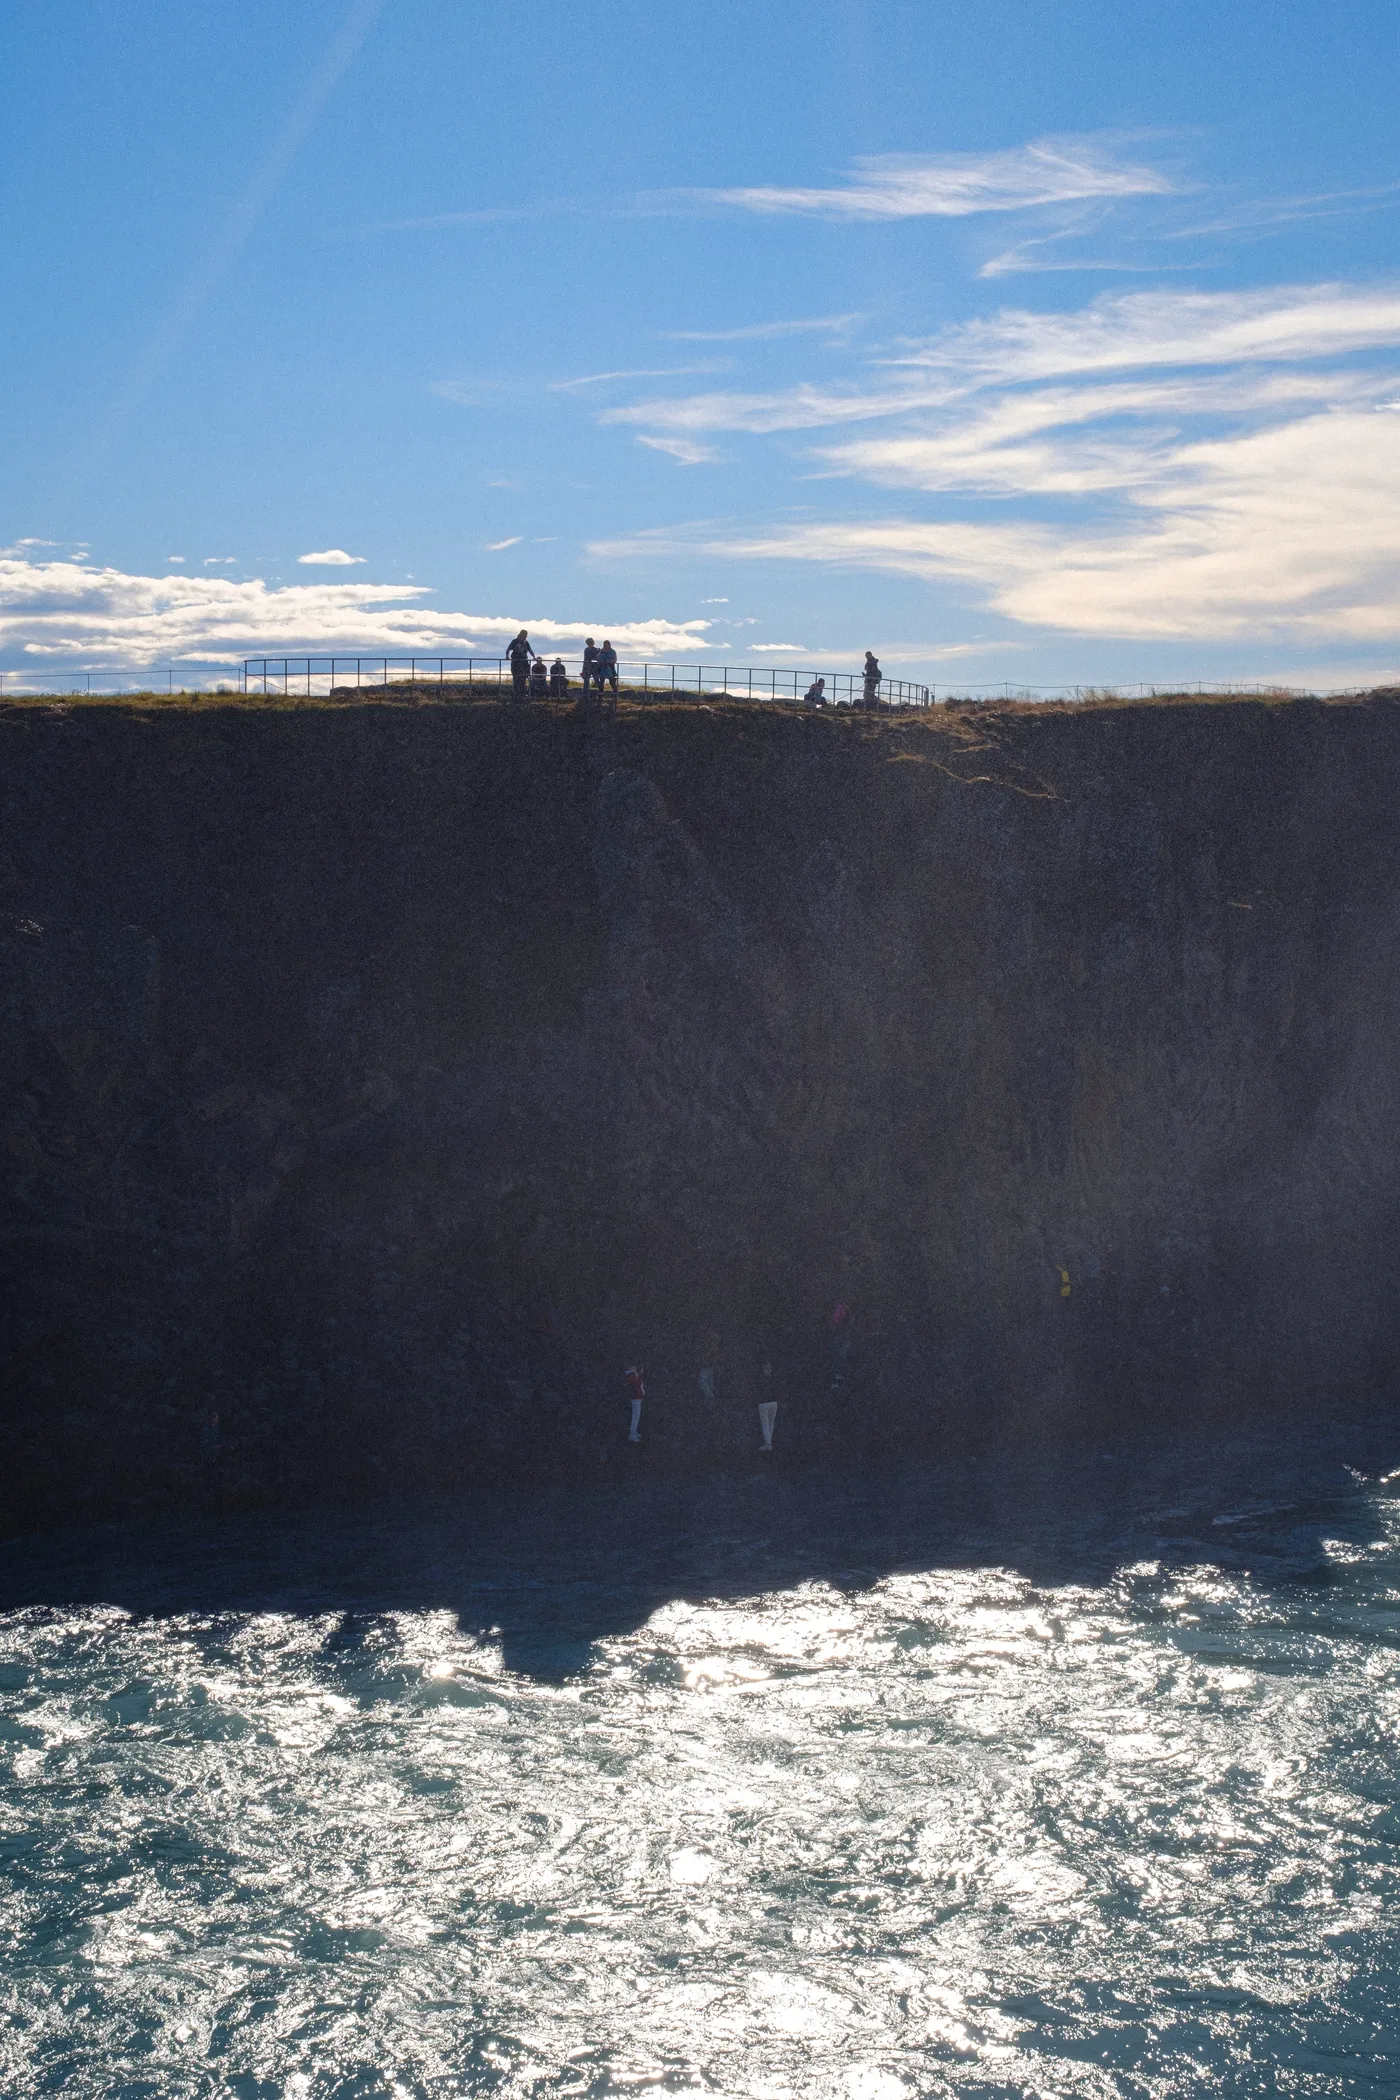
[
  {"xmin": 0, "ymin": 667, "xmax": 239, "ymax": 698},
  {"xmin": 1, "ymin": 664, "xmax": 1392, "ymax": 706},
  {"xmin": 928, "ymin": 679, "xmax": 1394, "ymax": 704},
  {"xmin": 236, "ymin": 657, "xmax": 935, "ymax": 706}
]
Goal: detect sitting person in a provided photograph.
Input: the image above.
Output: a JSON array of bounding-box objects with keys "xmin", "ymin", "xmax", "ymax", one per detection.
[
  {"xmin": 548, "ymin": 657, "xmax": 568, "ymax": 699},
  {"xmin": 529, "ymin": 654, "xmax": 549, "ymax": 699},
  {"xmin": 804, "ymin": 676, "xmax": 827, "ymax": 706}
]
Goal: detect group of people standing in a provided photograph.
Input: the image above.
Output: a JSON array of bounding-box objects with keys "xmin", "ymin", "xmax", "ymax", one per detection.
[
  {"xmin": 505, "ymin": 630, "xmax": 618, "ymax": 709},
  {"xmin": 623, "ymin": 1302, "xmax": 853, "ymax": 1455},
  {"xmin": 505, "ymin": 632, "xmax": 885, "ymax": 713}
]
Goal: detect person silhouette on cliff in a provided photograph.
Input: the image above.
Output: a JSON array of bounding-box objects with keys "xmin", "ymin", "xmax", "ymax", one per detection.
[
  {"xmin": 625, "ymin": 1364, "xmax": 645, "ymax": 1442},
  {"xmin": 597, "ymin": 640, "xmax": 619, "ymax": 714},
  {"xmin": 506, "ymin": 630, "xmax": 536, "ymax": 702},
  {"xmin": 580, "ymin": 637, "xmax": 599, "ymax": 705},
  {"xmin": 862, "ymin": 652, "xmax": 882, "ymax": 709},
  {"xmin": 549, "ymin": 657, "xmax": 569, "ymax": 700}
]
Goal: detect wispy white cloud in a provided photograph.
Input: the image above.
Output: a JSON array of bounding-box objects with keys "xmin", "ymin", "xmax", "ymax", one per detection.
[
  {"xmin": 203, "ymin": 556, "xmax": 237, "ymax": 566},
  {"xmin": 978, "ymin": 242, "xmax": 1183, "ymax": 280},
  {"xmin": 659, "ymin": 314, "xmax": 866, "ymax": 342},
  {"xmin": 604, "ymin": 382, "xmax": 942, "ymax": 440},
  {"xmin": 706, "ymin": 137, "xmax": 1175, "ymax": 221},
  {"xmin": 1166, "ymin": 181, "xmax": 1400, "ymax": 243},
  {"xmin": 167, "ymin": 555, "xmax": 186, "ymax": 564},
  {"xmin": 297, "ymin": 548, "xmax": 364, "ymax": 565},
  {"xmin": 589, "ymin": 278, "xmax": 1400, "ymax": 646},
  {"xmin": 890, "ymin": 281, "xmax": 1400, "ymax": 383},
  {"xmin": 0, "ymin": 556, "xmax": 714, "ymax": 668},
  {"xmin": 382, "ymin": 203, "xmax": 557, "ymax": 229},
  {"xmin": 594, "ymin": 408, "xmax": 1400, "ymax": 643},
  {"xmin": 549, "ymin": 365, "xmax": 727, "ymax": 390},
  {"xmin": 485, "ymin": 537, "xmax": 523, "ymax": 551},
  {"xmin": 431, "ymin": 379, "xmax": 516, "ymax": 408},
  {"xmin": 817, "ymin": 369, "xmax": 1384, "ymax": 496},
  {"xmin": 636, "ymin": 434, "xmax": 721, "ymax": 465},
  {"xmin": 598, "ymin": 284, "xmax": 1400, "ymax": 455}
]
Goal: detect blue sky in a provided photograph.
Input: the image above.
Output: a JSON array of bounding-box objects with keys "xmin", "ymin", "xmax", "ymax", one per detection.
[{"xmin": 4, "ymin": 0, "xmax": 1400, "ymax": 687}]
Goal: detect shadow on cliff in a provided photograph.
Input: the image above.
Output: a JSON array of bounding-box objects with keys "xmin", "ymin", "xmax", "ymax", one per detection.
[{"xmin": 0, "ymin": 1410, "xmax": 1396, "ymax": 1681}]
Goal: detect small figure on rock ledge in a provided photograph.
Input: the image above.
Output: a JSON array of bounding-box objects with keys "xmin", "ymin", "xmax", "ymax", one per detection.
[{"xmin": 624, "ymin": 1364, "xmax": 645, "ymax": 1442}]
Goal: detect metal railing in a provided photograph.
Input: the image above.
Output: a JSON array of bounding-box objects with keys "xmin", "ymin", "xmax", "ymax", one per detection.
[
  {"xmin": 2, "ymin": 664, "xmax": 1390, "ymax": 707},
  {"xmin": 237, "ymin": 657, "xmax": 934, "ymax": 706},
  {"xmin": 0, "ymin": 667, "xmax": 240, "ymax": 697},
  {"xmin": 929, "ymin": 679, "xmax": 1381, "ymax": 704}
]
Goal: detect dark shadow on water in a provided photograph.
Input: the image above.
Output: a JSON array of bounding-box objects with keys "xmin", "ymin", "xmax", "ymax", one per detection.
[{"xmin": 1, "ymin": 1408, "xmax": 1398, "ymax": 1681}]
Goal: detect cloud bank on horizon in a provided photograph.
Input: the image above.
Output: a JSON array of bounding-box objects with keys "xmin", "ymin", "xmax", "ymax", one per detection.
[{"xmin": 0, "ymin": 556, "xmax": 710, "ymax": 668}]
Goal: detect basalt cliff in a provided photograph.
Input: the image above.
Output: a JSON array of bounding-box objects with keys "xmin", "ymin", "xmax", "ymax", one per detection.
[{"xmin": 3, "ymin": 692, "xmax": 1399, "ymax": 1533}]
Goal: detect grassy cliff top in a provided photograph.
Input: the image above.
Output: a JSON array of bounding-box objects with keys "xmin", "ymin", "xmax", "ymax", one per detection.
[{"xmin": 1, "ymin": 682, "xmax": 1396, "ymax": 722}]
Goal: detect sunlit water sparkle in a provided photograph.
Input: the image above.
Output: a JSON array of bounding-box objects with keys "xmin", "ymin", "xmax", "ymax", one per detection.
[{"xmin": 3, "ymin": 1415, "xmax": 1400, "ymax": 2097}]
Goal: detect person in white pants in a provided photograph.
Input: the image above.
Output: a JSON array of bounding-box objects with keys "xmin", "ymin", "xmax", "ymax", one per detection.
[{"xmin": 758, "ymin": 1359, "xmax": 777, "ymax": 1451}]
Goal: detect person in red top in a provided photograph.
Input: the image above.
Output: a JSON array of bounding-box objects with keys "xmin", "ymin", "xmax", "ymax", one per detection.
[{"xmin": 624, "ymin": 1366, "xmax": 644, "ymax": 1443}]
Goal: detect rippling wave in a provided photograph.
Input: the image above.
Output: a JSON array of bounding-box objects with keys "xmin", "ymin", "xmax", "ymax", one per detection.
[{"xmin": 3, "ymin": 1414, "xmax": 1400, "ymax": 2097}]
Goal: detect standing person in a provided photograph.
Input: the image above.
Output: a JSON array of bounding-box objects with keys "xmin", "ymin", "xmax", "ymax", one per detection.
[
  {"xmin": 506, "ymin": 629, "xmax": 536, "ymax": 702},
  {"xmin": 758, "ymin": 1358, "xmax": 777, "ymax": 1452},
  {"xmin": 624, "ymin": 1364, "xmax": 645, "ymax": 1443},
  {"xmin": 862, "ymin": 652, "xmax": 882, "ymax": 710},
  {"xmin": 580, "ymin": 637, "xmax": 599, "ymax": 703},
  {"xmin": 597, "ymin": 639, "xmax": 619, "ymax": 714},
  {"xmin": 549, "ymin": 657, "xmax": 569, "ymax": 700}
]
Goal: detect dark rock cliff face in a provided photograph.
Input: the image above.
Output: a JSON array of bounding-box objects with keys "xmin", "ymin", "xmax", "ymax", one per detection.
[{"xmin": 3, "ymin": 694, "xmax": 1399, "ymax": 1533}]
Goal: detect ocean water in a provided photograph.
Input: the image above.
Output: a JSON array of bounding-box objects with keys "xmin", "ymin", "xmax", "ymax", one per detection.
[{"xmin": 3, "ymin": 1415, "xmax": 1400, "ymax": 2099}]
